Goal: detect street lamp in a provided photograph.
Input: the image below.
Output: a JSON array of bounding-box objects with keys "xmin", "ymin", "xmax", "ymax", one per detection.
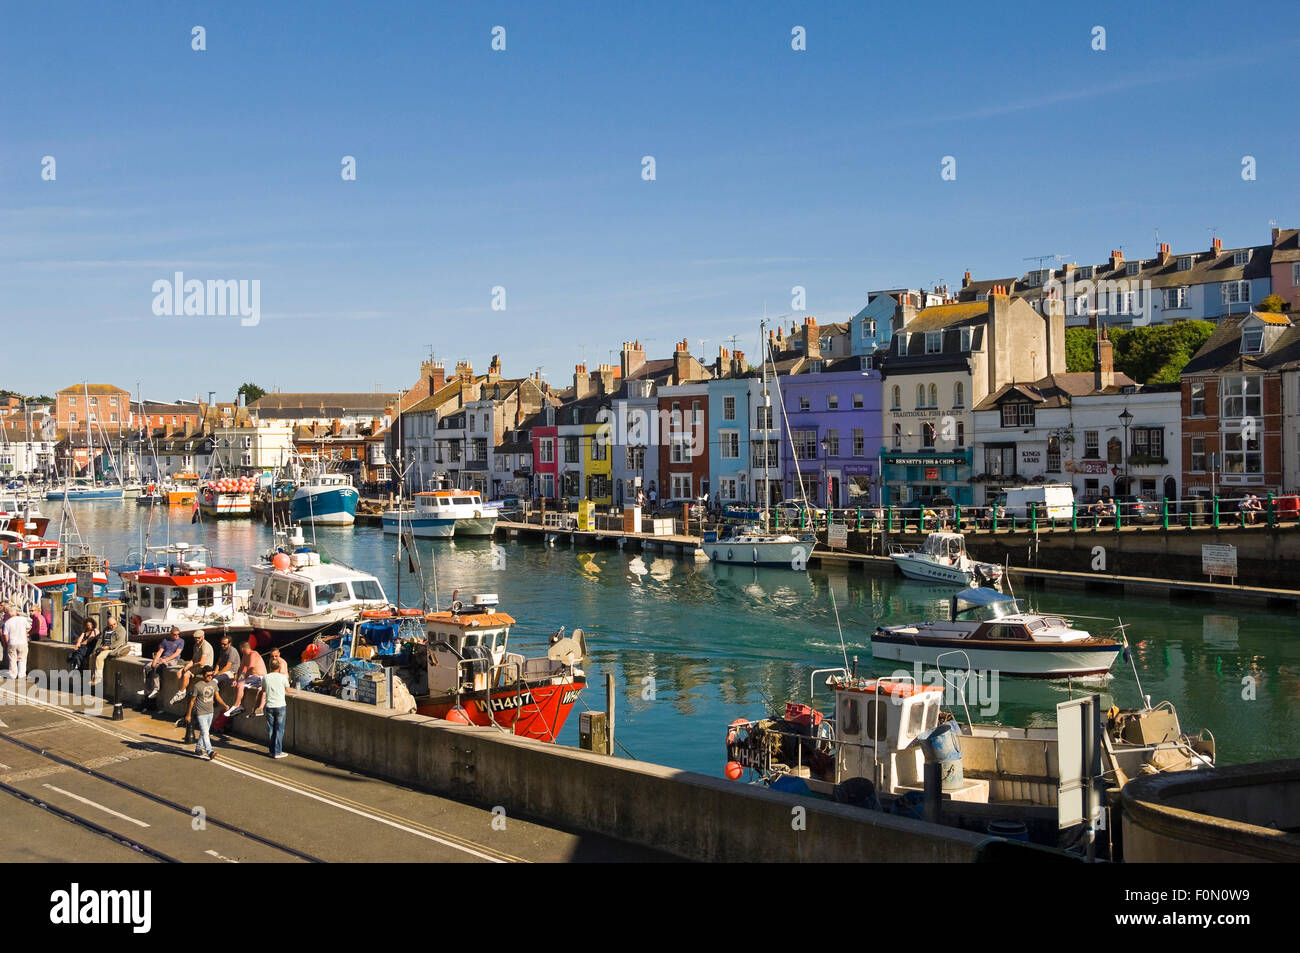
[{"xmin": 1118, "ymin": 408, "xmax": 1133, "ymax": 496}]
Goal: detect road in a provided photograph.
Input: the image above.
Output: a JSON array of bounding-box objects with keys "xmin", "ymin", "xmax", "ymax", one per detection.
[{"xmin": 0, "ymin": 680, "xmax": 673, "ymax": 863}]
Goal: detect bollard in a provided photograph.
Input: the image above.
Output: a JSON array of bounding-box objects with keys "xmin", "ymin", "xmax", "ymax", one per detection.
[{"xmin": 111, "ymin": 670, "xmax": 124, "ymax": 721}]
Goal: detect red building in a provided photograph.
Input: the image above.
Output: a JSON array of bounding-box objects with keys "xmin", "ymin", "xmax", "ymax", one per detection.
[
  {"xmin": 656, "ymin": 381, "xmax": 709, "ymax": 503},
  {"xmin": 1180, "ymin": 313, "xmax": 1296, "ymax": 499},
  {"xmin": 530, "ymin": 406, "xmax": 559, "ymax": 501}
]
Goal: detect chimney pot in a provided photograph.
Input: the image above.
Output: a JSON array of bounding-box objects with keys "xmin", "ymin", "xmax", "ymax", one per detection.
[{"xmin": 1212, "ymin": 237, "xmax": 1223, "ymax": 254}]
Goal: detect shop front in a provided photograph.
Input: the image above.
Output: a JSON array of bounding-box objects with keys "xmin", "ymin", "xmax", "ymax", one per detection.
[{"xmin": 878, "ymin": 449, "xmax": 973, "ymax": 506}]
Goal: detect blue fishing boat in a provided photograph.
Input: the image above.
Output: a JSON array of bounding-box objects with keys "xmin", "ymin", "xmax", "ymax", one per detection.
[
  {"xmin": 46, "ymin": 479, "xmax": 124, "ymax": 501},
  {"xmin": 290, "ymin": 473, "xmax": 359, "ymax": 526}
]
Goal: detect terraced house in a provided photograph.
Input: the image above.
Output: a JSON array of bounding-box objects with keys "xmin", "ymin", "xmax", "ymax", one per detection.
[{"xmin": 1180, "ymin": 312, "xmax": 1300, "ymax": 500}]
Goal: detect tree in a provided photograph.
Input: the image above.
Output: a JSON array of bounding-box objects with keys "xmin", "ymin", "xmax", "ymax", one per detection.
[
  {"xmin": 1065, "ymin": 328, "xmax": 1097, "ymax": 372},
  {"xmin": 237, "ymin": 382, "xmax": 267, "ymax": 404},
  {"xmin": 1259, "ymin": 294, "xmax": 1286, "ymax": 313},
  {"xmin": 1064, "ymin": 322, "xmax": 1215, "ymax": 384}
]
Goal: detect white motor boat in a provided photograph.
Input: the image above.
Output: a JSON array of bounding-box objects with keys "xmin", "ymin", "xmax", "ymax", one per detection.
[
  {"xmin": 245, "ymin": 542, "xmax": 389, "ymax": 637},
  {"xmin": 382, "ymin": 489, "xmax": 497, "ymax": 538},
  {"xmin": 889, "ymin": 532, "xmax": 1002, "ymax": 588},
  {"xmin": 118, "ymin": 541, "xmax": 253, "ymax": 641},
  {"xmin": 701, "ymin": 523, "xmax": 814, "ymax": 569},
  {"xmin": 871, "ymin": 587, "xmax": 1122, "ymax": 678}
]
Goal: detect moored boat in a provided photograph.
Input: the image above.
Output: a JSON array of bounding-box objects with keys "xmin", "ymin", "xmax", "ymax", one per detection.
[
  {"xmin": 198, "ymin": 477, "xmax": 255, "ymax": 517},
  {"xmin": 244, "ymin": 542, "xmax": 388, "ymax": 638},
  {"xmin": 0, "ymin": 536, "xmax": 109, "ymax": 596},
  {"xmin": 871, "ymin": 587, "xmax": 1122, "ymax": 678},
  {"xmin": 118, "ymin": 542, "xmax": 252, "ymax": 641},
  {"xmin": 888, "ymin": 532, "xmax": 1002, "ymax": 588},
  {"xmin": 290, "ymin": 473, "xmax": 358, "ymax": 526},
  {"xmin": 167, "ymin": 473, "xmax": 200, "ymax": 505},
  {"xmin": 45, "ymin": 478, "xmax": 124, "ymax": 501},
  {"xmin": 382, "ymin": 489, "xmax": 497, "ymax": 538},
  {"xmin": 701, "ymin": 523, "xmax": 814, "ymax": 569}
]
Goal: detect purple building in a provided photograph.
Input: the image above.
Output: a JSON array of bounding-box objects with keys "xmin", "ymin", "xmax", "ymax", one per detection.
[{"xmin": 779, "ymin": 357, "xmax": 885, "ymax": 508}]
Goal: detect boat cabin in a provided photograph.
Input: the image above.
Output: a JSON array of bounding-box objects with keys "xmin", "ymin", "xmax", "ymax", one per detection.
[
  {"xmin": 414, "ymin": 490, "xmax": 485, "ymax": 512},
  {"xmin": 920, "ymin": 532, "xmax": 969, "ymax": 564},
  {"xmin": 424, "ymin": 595, "xmax": 515, "ymax": 694},
  {"xmin": 306, "ymin": 473, "xmax": 354, "ymax": 489},
  {"xmin": 2, "ymin": 538, "xmax": 63, "ymax": 571},
  {"xmin": 828, "ymin": 677, "xmax": 946, "ymax": 792},
  {"xmin": 119, "ymin": 543, "xmax": 239, "ymax": 636},
  {"xmin": 248, "ymin": 552, "xmax": 387, "ymax": 618}
]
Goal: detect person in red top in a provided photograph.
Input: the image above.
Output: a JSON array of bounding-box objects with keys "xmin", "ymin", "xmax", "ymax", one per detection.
[{"xmin": 27, "ymin": 606, "xmax": 47, "ymax": 641}]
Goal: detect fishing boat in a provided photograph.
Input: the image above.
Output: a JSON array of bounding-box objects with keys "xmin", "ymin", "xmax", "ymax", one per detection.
[
  {"xmin": 118, "ymin": 541, "xmax": 252, "ymax": 641},
  {"xmin": 723, "ymin": 669, "xmax": 1215, "ymax": 854},
  {"xmin": 888, "ymin": 532, "xmax": 1003, "ymax": 588},
  {"xmin": 290, "ymin": 472, "xmax": 358, "ymax": 526},
  {"xmin": 382, "ymin": 489, "xmax": 497, "ymax": 538},
  {"xmin": 198, "ymin": 477, "xmax": 255, "ymax": 517},
  {"xmin": 0, "ymin": 495, "xmax": 49, "ymax": 537},
  {"xmin": 167, "ymin": 473, "xmax": 200, "ymax": 505},
  {"xmin": 408, "ymin": 594, "xmax": 587, "ymax": 742},
  {"xmin": 701, "ymin": 523, "xmax": 814, "ymax": 569},
  {"xmin": 871, "ymin": 587, "xmax": 1121, "ymax": 678},
  {"xmin": 245, "ymin": 540, "xmax": 388, "ymax": 637},
  {"xmin": 0, "ymin": 536, "xmax": 109, "ymax": 596}
]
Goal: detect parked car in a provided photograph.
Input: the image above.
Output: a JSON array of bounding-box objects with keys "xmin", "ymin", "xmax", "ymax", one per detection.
[
  {"xmin": 1114, "ymin": 495, "xmax": 1159, "ymax": 523},
  {"xmin": 775, "ymin": 500, "xmax": 825, "ymax": 524}
]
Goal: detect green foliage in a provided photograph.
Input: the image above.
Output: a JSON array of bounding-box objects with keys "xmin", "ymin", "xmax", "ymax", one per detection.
[
  {"xmin": 237, "ymin": 382, "xmax": 267, "ymax": 403},
  {"xmin": 1259, "ymin": 294, "xmax": 1286, "ymax": 313},
  {"xmin": 1065, "ymin": 328, "xmax": 1097, "ymax": 372},
  {"xmin": 1064, "ymin": 322, "xmax": 1215, "ymax": 384}
]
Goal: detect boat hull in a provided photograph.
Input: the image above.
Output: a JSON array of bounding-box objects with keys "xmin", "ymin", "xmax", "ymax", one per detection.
[
  {"xmin": 453, "ymin": 515, "xmax": 498, "ymax": 537},
  {"xmin": 290, "ymin": 486, "xmax": 358, "ymax": 526},
  {"xmin": 382, "ymin": 513, "xmax": 455, "ymax": 537},
  {"xmin": 890, "ymin": 554, "xmax": 975, "ymax": 586},
  {"xmin": 703, "ymin": 539, "xmax": 811, "ymax": 568},
  {"xmin": 870, "ymin": 634, "xmax": 1121, "ymax": 678},
  {"xmin": 46, "ymin": 488, "xmax": 124, "ymax": 501},
  {"xmin": 199, "ymin": 493, "xmax": 251, "ymax": 517},
  {"xmin": 417, "ymin": 677, "xmax": 585, "ymax": 742},
  {"xmin": 29, "ymin": 572, "xmax": 109, "ymax": 596},
  {"xmin": 245, "ymin": 602, "xmax": 385, "ymax": 634}
]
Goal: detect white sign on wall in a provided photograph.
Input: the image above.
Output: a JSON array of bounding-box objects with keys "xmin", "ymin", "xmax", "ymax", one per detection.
[{"xmin": 1202, "ymin": 544, "xmax": 1237, "ymax": 580}]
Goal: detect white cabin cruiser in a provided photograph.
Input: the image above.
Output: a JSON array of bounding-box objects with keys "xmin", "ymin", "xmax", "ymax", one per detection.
[
  {"xmin": 889, "ymin": 532, "xmax": 1002, "ymax": 588},
  {"xmin": 871, "ymin": 587, "xmax": 1121, "ymax": 678}
]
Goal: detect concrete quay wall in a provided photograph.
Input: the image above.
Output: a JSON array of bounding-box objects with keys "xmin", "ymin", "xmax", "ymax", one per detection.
[{"xmin": 25, "ymin": 641, "xmax": 991, "ymax": 863}]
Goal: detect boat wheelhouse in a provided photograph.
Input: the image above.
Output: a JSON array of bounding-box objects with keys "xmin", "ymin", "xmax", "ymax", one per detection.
[
  {"xmin": 245, "ymin": 549, "xmax": 388, "ymax": 636},
  {"xmin": 871, "ymin": 587, "xmax": 1121, "ymax": 678},
  {"xmin": 382, "ymin": 489, "xmax": 497, "ymax": 538},
  {"xmin": 198, "ymin": 477, "xmax": 254, "ymax": 517},
  {"xmin": 118, "ymin": 542, "xmax": 251, "ymax": 640},
  {"xmin": 290, "ymin": 473, "xmax": 359, "ymax": 526},
  {"xmin": 0, "ymin": 495, "xmax": 49, "ymax": 537},
  {"xmin": 167, "ymin": 474, "xmax": 200, "ymax": 505}
]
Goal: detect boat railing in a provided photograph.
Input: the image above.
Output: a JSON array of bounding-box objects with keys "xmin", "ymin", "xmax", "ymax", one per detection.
[{"xmin": 931, "ymin": 652, "xmax": 975, "ymax": 732}]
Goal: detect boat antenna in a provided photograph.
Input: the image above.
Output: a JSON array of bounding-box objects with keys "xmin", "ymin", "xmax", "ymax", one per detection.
[{"xmin": 1117, "ymin": 618, "xmax": 1149, "ymax": 709}]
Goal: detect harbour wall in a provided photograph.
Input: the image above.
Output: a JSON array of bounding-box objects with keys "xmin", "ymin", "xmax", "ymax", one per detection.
[{"xmin": 26, "ymin": 641, "xmax": 994, "ymax": 863}]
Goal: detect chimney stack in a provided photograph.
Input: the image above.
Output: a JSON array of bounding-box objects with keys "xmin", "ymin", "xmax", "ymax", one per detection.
[
  {"xmin": 574, "ymin": 363, "xmax": 592, "ymax": 400},
  {"xmin": 962, "ymin": 271, "xmax": 972, "ymax": 289},
  {"xmin": 731, "ymin": 350, "xmax": 746, "ymax": 377},
  {"xmin": 487, "ymin": 355, "xmax": 501, "ymax": 384},
  {"xmin": 1211, "ymin": 237, "xmax": 1223, "ymax": 255},
  {"xmin": 1109, "ymin": 250, "xmax": 1124, "ymax": 270},
  {"xmin": 802, "ymin": 317, "xmax": 821, "ymax": 360},
  {"xmin": 330, "ymin": 418, "xmax": 343, "ymax": 437},
  {"xmin": 674, "ymin": 340, "xmax": 692, "ymax": 384},
  {"xmin": 1273, "ymin": 227, "xmax": 1283, "ymax": 244},
  {"xmin": 1157, "ymin": 242, "xmax": 1171, "ymax": 264},
  {"xmin": 620, "ymin": 341, "xmax": 646, "ymax": 380},
  {"xmin": 597, "ymin": 363, "xmax": 616, "ymax": 395},
  {"xmin": 1095, "ymin": 328, "xmax": 1115, "ymax": 390},
  {"xmin": 422, "ymin": 360, "xmax": 446, "ymax": 393}
]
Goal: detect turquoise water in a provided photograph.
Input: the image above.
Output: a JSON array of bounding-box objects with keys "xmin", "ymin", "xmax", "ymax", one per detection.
[{"xmin": 46, "ymin": 501, "xmax": 1300, "ymax": 775}]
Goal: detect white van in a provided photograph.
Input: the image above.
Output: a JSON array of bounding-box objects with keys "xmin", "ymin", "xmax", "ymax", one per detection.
[{"xmin": 992, "ymin": 484, "xmax": 1075, "ymax": 520}]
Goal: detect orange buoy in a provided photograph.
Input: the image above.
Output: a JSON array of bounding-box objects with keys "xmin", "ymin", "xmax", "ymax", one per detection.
[
  {"xmin": 272, "ymin": 552, "xmax": 291, "ymax": 571},
  {"xmin": 302, "ymin": 643, "xmax": 320, "ymax": 662},
  {"xmin": 444, "ymin": 706, "xmax": 472, "ymax": 725},
  {"xmin": 724, "ymin": 761, "xmax": 743, "ymax": 780}
]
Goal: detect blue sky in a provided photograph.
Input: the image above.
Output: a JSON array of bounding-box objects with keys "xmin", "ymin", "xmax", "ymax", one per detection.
[{"xmin": 2, "ymin": 1, "xmax": 1298, "ymax": 400}]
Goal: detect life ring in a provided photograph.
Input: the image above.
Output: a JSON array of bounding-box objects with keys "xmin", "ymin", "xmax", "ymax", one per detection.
[
  {"xmin": 361, "ymin": 609, "xmax": 392, "ymax": 619},
  {"xmin": 726, "ymin": 718, "xmax": 749, "ymax": 746},
  {"xmin": 398, "ymin": 607, "xmax": 423, "ymax": 617}
]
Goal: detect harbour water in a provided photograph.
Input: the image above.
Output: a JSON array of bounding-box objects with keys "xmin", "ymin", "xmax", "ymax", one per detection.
[{"xmin": 49, "ymin": 502, "xmax": 1300, "ymax": 775}]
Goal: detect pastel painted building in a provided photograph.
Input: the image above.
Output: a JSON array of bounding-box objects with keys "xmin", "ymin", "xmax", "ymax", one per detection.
[
  {"xmin": 530, "ymin": 404, "xmax": 559, "ymax": 501},
  {"xmin": 1269, "ymin": 227, "xmax": 1300, "ymax": 312},
  {"xmin": 850, "ymin": 289, "xmax": 950, "ymax": 355},
  {"xmin": 778, "ymin": 359, "xmax": 885, "ymax": 508}
]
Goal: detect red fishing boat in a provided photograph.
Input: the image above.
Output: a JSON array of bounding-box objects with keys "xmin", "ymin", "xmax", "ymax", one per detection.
[
  {"xmin": 414, "ymin": 594, "xmax": 587, "ymax": 742},
  {"xmin": 118, "ymin": 542, "xmax": 252, "ymax": 642}
]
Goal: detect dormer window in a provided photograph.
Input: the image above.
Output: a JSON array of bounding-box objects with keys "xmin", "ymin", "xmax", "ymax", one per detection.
[
  {"xmin": 1177, "ymin": 256, "xmax": 1192, "ymax": 271},
  {"xmin": 1240, "ymin": 328, "xmax": 1264, "ymax": 354},
  {"xmin": 1125, "ymin": 262, "xmax": 1140, "ymax": 277},
  {"xmin": 924, "ymin": 331, "xmax": 942, "ymax": 354},
  {"xmin": 1233, "ymin": 250, "xmax": 1250, "ymax": 266},
  {"xmin": 959, "ymin": 328, "xmax": 972, "ymax": 352},
  {"xmin": 808, "ymin": 360, "xmax": 823, "ymax": 373},
  {"xmin": 975, "ymin": 292, "xmax": 989, "ymax": 302},
  {"xmin": 896, "ymin": 332, "xmax": 909, "ymax": 353},
  {"xmin": 859, "ymin": 355, "xmax": 873, "ymax": 371},
  {"xmin": 1076, "ymin": 266, "xmax": 1093, "ymax": 280}
]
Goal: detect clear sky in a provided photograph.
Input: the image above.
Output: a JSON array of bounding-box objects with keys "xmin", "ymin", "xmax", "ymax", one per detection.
[{"xmin": 2, "ymin": 1, "xmax": 1298, "ymax": 401}]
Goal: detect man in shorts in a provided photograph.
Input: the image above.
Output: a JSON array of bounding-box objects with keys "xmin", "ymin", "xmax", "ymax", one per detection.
[
  {"xmin": 140, "ymin": 626, "xmax": 185, "ymax": 705},
  {"xmin": 223, "ymin": 638, "xmax": 267, "ymax": 718}
]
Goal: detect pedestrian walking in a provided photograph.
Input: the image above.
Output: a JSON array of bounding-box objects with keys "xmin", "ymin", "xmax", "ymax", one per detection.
[
  {"xmin": 3, "ymin": 603, "xmax": 31, "ymax": 680},
  {"xmin": 185, "ymin": 666, "xmax": 225, "ymax": 761},
  {"xmin": 262, "ymin": 664, "xmax": 290, "ymax": 759}
]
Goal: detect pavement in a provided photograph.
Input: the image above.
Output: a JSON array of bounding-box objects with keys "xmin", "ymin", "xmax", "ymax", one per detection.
[{"xmin": 0, "ymin": 678, "xmax": 674, "ymax": 863}]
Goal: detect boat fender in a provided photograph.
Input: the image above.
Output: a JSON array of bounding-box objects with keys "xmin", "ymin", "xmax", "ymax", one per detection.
[
  {"xmin": 726, "ymin": 718, "xmax": 749, "ymax": 746},
  {"xmin": 726, "ymin": 549, "xmax": 734, "ymax": 561}
]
